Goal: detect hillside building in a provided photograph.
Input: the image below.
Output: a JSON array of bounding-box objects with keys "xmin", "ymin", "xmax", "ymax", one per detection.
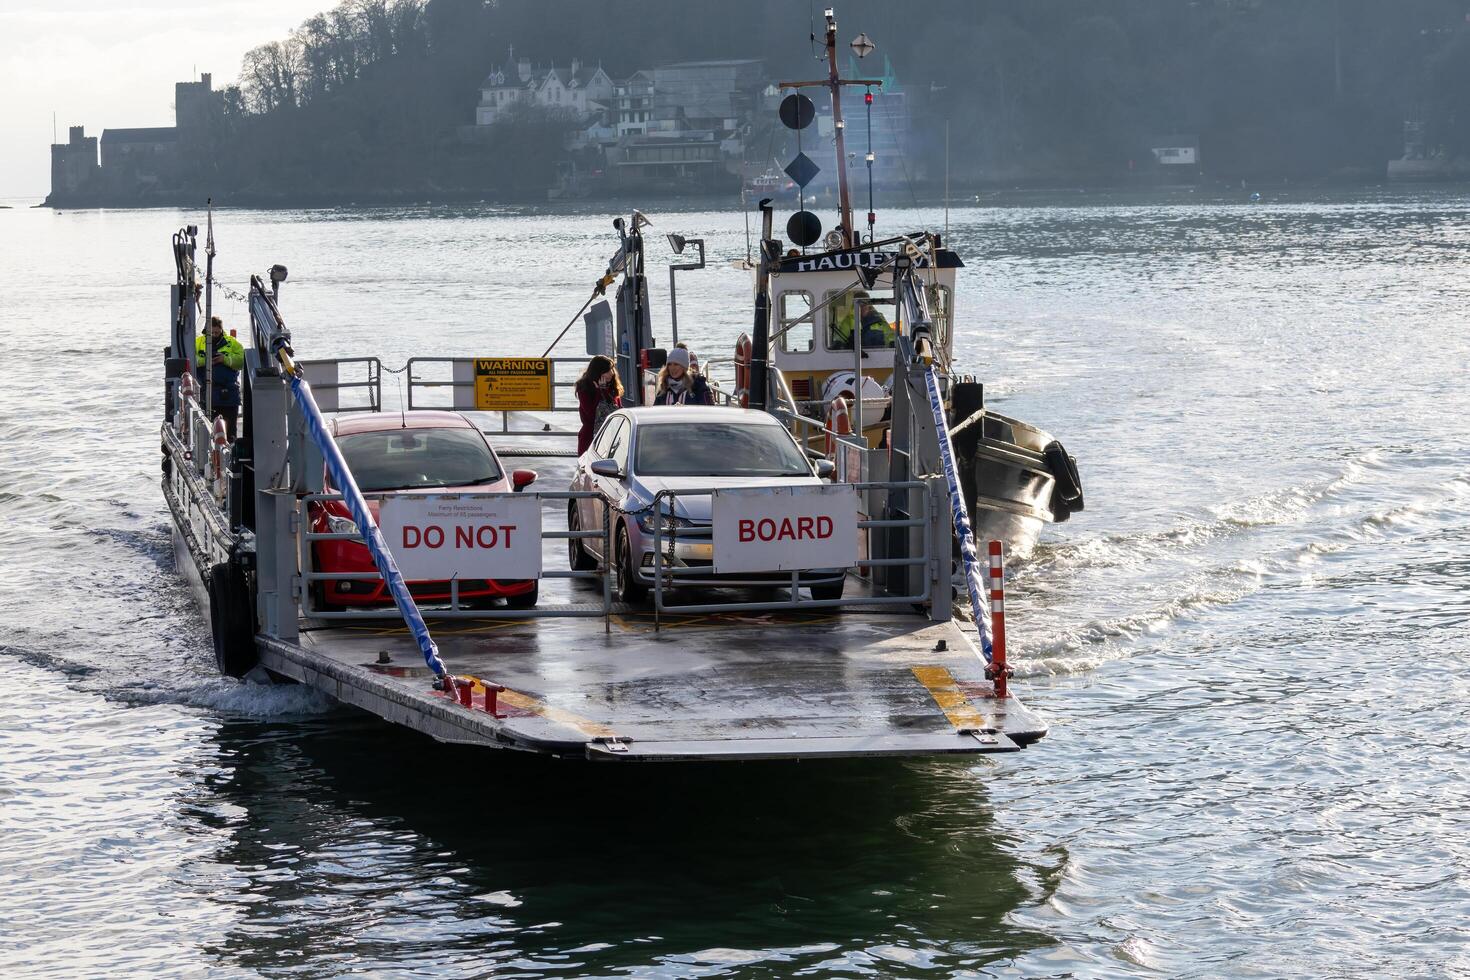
[{"xmin": 476, "ymin": 56, "xmax": 614, "ymax": 126}]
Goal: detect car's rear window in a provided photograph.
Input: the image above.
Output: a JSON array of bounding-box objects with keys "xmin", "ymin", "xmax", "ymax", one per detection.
[
  {"xmin": 337, "ymin": 427, "xmax": 502, "ymax": 491},
  {"xmin": 634, "ymin": 422, "xmax": 811, "ymax": 477}
]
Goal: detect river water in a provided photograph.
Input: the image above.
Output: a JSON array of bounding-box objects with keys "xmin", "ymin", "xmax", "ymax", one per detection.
[{"xmin": 1, "ymin": 189, "xmax": 1467, "ymax": 978}]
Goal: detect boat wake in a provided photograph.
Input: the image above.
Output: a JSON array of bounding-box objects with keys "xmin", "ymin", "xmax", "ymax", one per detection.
[{"xmin": 990, "ymin": 449, "xmax": 1466, "ymax": 679}]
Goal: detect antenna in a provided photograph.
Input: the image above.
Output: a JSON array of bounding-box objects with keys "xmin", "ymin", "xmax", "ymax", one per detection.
[{"xmin": 944, "ymin": 120, "xmax": 950, "ymax": 241}]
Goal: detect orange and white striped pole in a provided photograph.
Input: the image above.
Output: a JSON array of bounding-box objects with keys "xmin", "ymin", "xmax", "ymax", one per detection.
[{"xmin": 988, "ymin": 540, "xmax": 1008, "ymax": 698}]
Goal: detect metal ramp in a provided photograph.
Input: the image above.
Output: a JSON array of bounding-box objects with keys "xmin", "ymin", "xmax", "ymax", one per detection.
[{"xmin": 261, "ymin": 607, "xmax": 1042, "ymax": 761}]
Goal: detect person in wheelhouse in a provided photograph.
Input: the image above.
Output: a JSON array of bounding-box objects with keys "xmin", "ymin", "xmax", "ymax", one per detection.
[
  {"xmin": 830, "ymin": 292, "xmax": 895, "ymax": 349},
  {"xmin": 653, "ymin": 346, "xmax": 713, "ymax": 406}
]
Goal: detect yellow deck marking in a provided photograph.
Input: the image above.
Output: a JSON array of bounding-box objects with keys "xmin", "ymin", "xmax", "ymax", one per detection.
[
  {"xmin": 911, "ymin": 665, "xmax": 988, "ymax": 730},
  {"xmin": 462, "ymin": 676, "xmax": 618, "ymax": 739}
]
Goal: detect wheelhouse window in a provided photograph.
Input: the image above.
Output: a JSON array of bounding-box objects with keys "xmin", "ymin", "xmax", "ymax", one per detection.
[
  {"xmin": 777, "ymin": 291, "xmax": 814, "ymax": 353},
  {"xmin": 634, "ymin": 423, "xmax": 811, "ymax": 477},
  {"xmin": 825, "ymin": 290, "xmax": 895, "ymax": 351},
  {"xmin": 336, "ymin": 428, "xmax": 502, "ymax": 492}
]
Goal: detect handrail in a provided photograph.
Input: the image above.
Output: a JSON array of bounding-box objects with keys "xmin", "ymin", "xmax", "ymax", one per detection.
[
  {"xmin": 297, "ymin": 490, "xmax": 614, "ymax": 624},
  {"xmin": 923, "ymin": 365, "xmax": 993, "ymax": 662},
  {"xmin": 252, "ymin": 281, "xmax": 454, "ymax": 684},
  {"xmin": 648, "ymin": 479, "xmax": 933, "ymax": 624}
]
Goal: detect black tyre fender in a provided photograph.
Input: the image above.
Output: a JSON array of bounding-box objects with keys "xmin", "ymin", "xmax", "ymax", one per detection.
[
  {"xmin": 1042, "ymin": 440, "xmax": 1084, "ymax": 521},
  {"xmin": 208, "ymin": 560, "xmax": 257, "ymax": 678}
]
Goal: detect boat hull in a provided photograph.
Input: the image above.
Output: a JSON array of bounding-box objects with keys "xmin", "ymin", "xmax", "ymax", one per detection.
[{"xmin": 949, "ymin": 411, "xmax": 1060, "ymax": 558}]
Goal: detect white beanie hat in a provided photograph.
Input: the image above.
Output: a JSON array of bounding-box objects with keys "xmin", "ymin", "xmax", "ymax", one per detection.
[{"xmin": 667, "ymin": 347, "xmax": 691, "ymax": 369}]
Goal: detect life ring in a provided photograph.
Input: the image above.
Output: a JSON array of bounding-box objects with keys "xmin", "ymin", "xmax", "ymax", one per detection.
[
  {"xmin": 733, "ymin": 333, "xmax": 752, "ymax": 406},
  {"xmin": 208, "ymin": 559, "xmax": 257, "ymax": 678},
  {"xmin": 209, "ymin": 418, "xmax": 230, "ymax": 498},
  {"xmin": 1042, "ymin": 440, "xmax": 1084, "ymax": 521},
  {"xmin": 824, "ymin": 396, "xmax": 852, "ymax": 458}
]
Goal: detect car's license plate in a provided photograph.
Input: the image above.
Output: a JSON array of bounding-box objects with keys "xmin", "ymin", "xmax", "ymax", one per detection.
[{"xmin": 679, "ymin": 543, "xmax": 714, "ymax": 560}]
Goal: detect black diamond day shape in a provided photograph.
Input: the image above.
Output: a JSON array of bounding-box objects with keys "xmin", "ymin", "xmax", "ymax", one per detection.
[{"xmin": 784, "ymin": 152, "xmax": 821, "ymax": 188}]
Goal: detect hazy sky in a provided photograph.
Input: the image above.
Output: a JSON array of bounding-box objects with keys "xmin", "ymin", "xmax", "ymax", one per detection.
[{"xmin": 0, "ymin": 0, "xmax": 324, "ymax": 198}]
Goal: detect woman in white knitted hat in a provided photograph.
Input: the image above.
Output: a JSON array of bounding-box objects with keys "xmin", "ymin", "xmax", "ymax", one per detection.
[{"xmin": 654, "ymin": 346, "xmax": 713, "ymax": 406}]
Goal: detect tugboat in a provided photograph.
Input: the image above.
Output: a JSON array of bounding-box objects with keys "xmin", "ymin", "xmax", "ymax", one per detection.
[{"xmin": 726, "ymin": 9, "xmax": 1083, "ymax": 554}]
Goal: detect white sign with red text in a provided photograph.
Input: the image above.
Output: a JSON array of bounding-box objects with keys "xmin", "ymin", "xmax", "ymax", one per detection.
[
  {"xmin": 379, "ymin": 494, "xmax": 542, "ymax": 581},
  {"xmin": 711, "ymin": 484, "xmax": 859, "ymax": 574}
]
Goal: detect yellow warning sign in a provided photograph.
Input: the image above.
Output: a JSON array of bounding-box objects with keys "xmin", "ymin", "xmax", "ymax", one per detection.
[{"xmin": 473, "ymin": 358, "xmax": 552, "ymax": 411}]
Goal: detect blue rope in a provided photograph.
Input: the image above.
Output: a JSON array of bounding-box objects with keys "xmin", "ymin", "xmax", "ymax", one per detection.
[
  {"xmin": 285, "ymin": 360, "xmax": 449, "ymax": 681},
  {"xmin": 922, "ymin": 367, "xmax": 993, "ymax": 662}
]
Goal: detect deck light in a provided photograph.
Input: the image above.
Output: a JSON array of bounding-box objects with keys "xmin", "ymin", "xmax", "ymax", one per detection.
[{"xmin": 667, "ymin": 233, "xmax": 687, "ymax": 254}]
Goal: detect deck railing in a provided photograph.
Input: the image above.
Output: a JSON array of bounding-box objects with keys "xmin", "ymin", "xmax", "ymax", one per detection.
[
  {"xmin": 296, "ymin": 489, "xmax": 614, "ymax": 625},
  {"xmin": 648, "ymin": 478, "xmax": 937, "ymax": 625}
]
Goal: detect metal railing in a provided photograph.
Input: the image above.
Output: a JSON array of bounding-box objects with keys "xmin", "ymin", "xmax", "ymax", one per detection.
[
  {"xmin": 297, "ymin": 490, "xmax": 614, "ymax": 625},
  {"xmin": 648, "ymin": 479, "xmax": 934, "ymax": 624},
  {"xmin": 297, "ymin": 357, "xmax": 382, "ymax": 413},
  {"xmin": 404, "ymin": 356, "xmax": 588, "ymax": 437},
  {"xmin": 161, "ymin": 383, "xmax": 236, "ymax": 570}
]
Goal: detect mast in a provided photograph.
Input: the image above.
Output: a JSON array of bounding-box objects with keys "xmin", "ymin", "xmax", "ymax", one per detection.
[
  {"xmin": 778, "ymin": 7, "xmax": 881, "ymax": 251},
  {"xmin": 824, "ymin": 11, "xmax": 854, "ymax": 248}
]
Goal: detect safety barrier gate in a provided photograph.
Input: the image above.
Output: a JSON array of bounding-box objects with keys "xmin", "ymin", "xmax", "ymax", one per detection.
[
  {"xmin": 297, "ymin": 490, "xmax": 613, "ymax": 624},
  {"xmin": 404, "ymin": 356, "xmax": 589, "ymax": 440},
  {"xmin": 648, "ymin": 478, "xmax": 939, "ymax": 623},
  {"xmin": 296, "ymin": 358, "xmax": 382, "ymax": 413}
]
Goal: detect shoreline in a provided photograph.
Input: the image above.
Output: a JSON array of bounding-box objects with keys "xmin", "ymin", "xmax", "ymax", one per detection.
[{"xmin": 34, "ymin": 176, "xmax": 1470, "ymax": 213}]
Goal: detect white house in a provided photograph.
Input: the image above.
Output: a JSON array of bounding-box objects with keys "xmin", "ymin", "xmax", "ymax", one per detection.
[
  {"xmin": 614, "ymin": 70, "xmax": 655, "ymax": 137},
  {"xmin": 476, "ymin": 56, "xmax": 614, "ymax": 126}
]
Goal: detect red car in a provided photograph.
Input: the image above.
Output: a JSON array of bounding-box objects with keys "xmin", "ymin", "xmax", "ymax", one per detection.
[{"xmin": 309, "ymin": 410, "xmax": 538, "ymax": 610}]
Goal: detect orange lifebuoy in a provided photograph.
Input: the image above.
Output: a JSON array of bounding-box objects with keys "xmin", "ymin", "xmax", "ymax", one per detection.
[
  {"xmin": 209, "ymin": 418, "xmax": 230, "ymax": 497},
  {"xmin": 733, "ymin": 333, "xmax": 752, "ymax": 405},
  {"xmin": 823, "ymin": 396, "xmax": 852, "ymax": 459}
]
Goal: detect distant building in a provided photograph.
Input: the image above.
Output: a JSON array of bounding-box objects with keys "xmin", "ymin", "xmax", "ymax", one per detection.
[
  {"xmin": 51, "ymin": 126, "xmax": 100, "ymax": 198},
  {"xmin": 174, "ymin": 73, "xmax": 217, "ymax": 135},
  {"xmin": 476, "ymin": 55, "xmax": 614, "ymax": 125},
  {"xmin": 100, "ymin": 127, "xmax": 180, "ymax": 189},
  {"xmin": 615, "ymin": 70, "xmax": 655, "ymax": 137},
  {"xmin": 1148, "ymin": 135, "xmax": 1201, "ymax": 169},
  {"xmin": 48, "ymin": 72, "xmax": 222, "ymax": 203},
  {"xmin": 608, "ymin": 131, "xmax": 733, "ymax": 192},
  {"xmin": 651, "ymin": 59, "xmax": 765, "ymax": 135}
]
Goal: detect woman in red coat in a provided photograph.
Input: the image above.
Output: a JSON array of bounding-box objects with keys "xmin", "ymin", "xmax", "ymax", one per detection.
[{"xmin": 575, "ymin": 355, "xmax": 623, "ymax": 454}]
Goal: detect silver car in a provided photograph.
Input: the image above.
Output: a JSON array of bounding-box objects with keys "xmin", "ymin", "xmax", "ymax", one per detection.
[{"xmin": 568, "ymin": 407, "xmax": 846, "ymax": 603}]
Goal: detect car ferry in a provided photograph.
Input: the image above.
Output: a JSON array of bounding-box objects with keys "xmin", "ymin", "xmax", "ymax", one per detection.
[{"xmin": 160, "ymin": 209, "xmax": 1046, "ymax": 761}]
